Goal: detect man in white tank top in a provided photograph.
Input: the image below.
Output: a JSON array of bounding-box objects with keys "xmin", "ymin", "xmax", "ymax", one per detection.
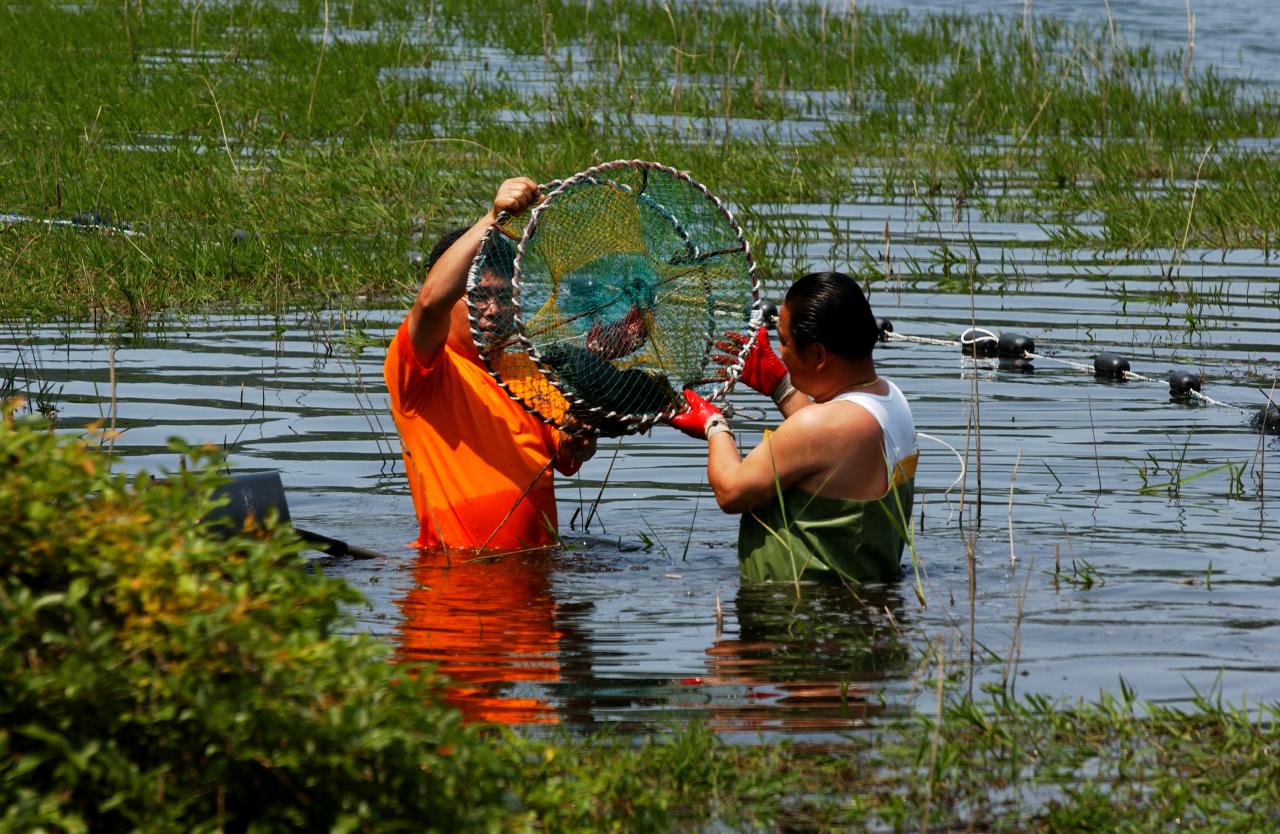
[{"xmin": 670, "ymin": 272, "xmax": 918, "ymax": 584}]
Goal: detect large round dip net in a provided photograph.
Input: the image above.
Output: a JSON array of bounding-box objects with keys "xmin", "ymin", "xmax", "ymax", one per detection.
[{"xmin": 467, "ymin": 160, "xmax": 759, "ymax": 436}]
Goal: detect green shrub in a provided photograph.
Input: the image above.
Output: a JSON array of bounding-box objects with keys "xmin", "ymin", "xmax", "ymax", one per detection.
[{"xmin": 0, "ymin": 408, "xmax": 525, "ymax": 833}]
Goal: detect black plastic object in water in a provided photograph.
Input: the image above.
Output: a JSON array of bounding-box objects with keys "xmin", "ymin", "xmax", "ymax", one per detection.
[
  {"xmin": 1253, "ymin": 403, "xmax": 1280, "ymax": 436},
  {"xmin": 876, "ymin": 317, "xmax": 893, "ymax": 342},
  {"xmin": 997, "ymin": 332, "xmax": 1035, "ymax": 358},
  {"xmin": 1168, "ymin": 369, "xmax": 1203, "ymax": 399},
  {"xmin": 960, "ymin": 327, "xmax": 999, "ymax": 357},
  {"xmin": 206, "ymin": 471, "xmax": 387, "ymax": 559},
  {"xmin": 758, "ymin": 301, "xmax": 780, "ymax": 329},
  {"xmin": 1094, "ymin": 353, "xmax": 1130, "ymax": 379}
]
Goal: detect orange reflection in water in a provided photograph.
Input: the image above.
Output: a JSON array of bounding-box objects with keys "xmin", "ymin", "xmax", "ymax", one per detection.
[{"xmin": 396, "ymin": 549, "xmax": 562, "ymax": 725}]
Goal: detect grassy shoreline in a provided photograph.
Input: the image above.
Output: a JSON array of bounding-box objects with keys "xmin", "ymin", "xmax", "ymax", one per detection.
[{"xmin": 3, "ymin": 0, "xmax": 1279, "ymax": 321}]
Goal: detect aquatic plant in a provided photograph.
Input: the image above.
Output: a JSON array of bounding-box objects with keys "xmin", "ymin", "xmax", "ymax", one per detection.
[
  {"xmin": 2, "ymin": 0, "xmax": 1278, "ymax": 321},
  {"xmin": 0, "ymin": 406, "xmax": 527, "ymax": 830}
]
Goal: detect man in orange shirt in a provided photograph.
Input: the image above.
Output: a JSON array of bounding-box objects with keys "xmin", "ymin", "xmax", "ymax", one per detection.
[{"xmin": 384, "ymin": 177, "xmax": 595, "ymax": 552}]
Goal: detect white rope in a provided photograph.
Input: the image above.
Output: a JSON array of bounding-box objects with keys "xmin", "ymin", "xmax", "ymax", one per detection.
[
  {"xmin": 885, "ymin": 329, "xmax": 1249, "ymax": 414},
  {"xmin": 884, "ymin": 332, "xmax": 961, "ymax": 348},
  {"xmin": 917, "ymin": 431, "xmax": 966, "ymax": 499},
  {"xmin": 1184, "ymin": 388, "xmax": 1241, "ymax": 410},
  {"xmin": 1021, "ymin": 351, "xmax": 1092, "ymax": 374}
]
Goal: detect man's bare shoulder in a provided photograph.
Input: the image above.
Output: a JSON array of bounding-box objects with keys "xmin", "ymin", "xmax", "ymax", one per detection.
[{"xmin": 787, "ymin": 396, "xmax": 882, "ymax": 437}]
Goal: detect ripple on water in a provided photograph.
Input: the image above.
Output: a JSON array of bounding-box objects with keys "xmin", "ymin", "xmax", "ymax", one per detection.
[{"xmin": 5, "ymin": 207, "xmax": 1279, "ymax": 734}]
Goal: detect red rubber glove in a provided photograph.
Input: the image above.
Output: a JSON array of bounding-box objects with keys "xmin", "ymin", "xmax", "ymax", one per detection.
[
  {"xmin": 668, "ymin": 389, "xmax": 727, "ymax": 440},
  {"xmin": 739, "ymin": 326, "xmax": 789, "ymax": 397}
]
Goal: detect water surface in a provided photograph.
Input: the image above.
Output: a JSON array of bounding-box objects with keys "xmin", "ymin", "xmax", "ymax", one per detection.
[
  {"xmin": 5, "ymin": 0, "xmax": 1279, "ymax": 736},
  {"xmin": 7, "ymin": 218, "xmax": 1277, "ymax": 734}
]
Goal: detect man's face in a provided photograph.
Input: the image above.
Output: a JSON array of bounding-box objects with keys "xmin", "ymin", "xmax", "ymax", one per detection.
[
  {"xmin": 777, "ymin": 303, "xmax": 818, "ymax": 389},
  {"xmin": 474, "ymin": 270, "xmax": 517, "ymax": 338},
  {"xmin": 776, "ymin": 304, "xmax": 799, "ymax": 370}
]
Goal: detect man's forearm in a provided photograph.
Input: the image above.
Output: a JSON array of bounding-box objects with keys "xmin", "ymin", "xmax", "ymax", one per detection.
[
  {"xmin": 407, "ymin": 213, "xmax": 495, "ymax": 364},
  {"xmin": 706, "ymin": 431, "xmax": 748, "ymax": 512}
]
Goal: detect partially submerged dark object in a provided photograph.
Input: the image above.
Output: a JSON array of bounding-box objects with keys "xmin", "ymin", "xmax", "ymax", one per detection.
[
  {"xmin": 759, "ymin": 301, "xmax": 780, "ymax": 329},
  {"xmin": 1168, "ymin": 369, "xmax": 1203, "ymax": 400},
  {"xmin": 959, "ymin": 328, "xmax": 1034, "ymax": 359},
  {"xmin": 207, "ymin": 471, "xmax": 387, "ymax": 559},
  {"xmin": 1253, "ymin": 403, "xmax": 1280, "ymax": 436},
  {"xmin": 1094, "ymin": 352, "xmax": 1130, "ymax": 379},
  {"xmin": 997, "ymin": 332, "xmax": 1034, "ymax": 358},
  {"xmin": 960, "ymin": 328, "xmax": 999, "ymax": 357}
]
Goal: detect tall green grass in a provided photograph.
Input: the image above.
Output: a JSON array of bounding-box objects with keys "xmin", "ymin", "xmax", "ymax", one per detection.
[{"xmin": 2, "ymin": 0, "xmax": 1277, "ymax": 321}]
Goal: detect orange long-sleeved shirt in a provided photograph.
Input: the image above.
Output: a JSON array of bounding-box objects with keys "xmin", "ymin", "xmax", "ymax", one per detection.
[{"xmin": 384, "ymin": 321, "xmax": 562, "ymax": 551}]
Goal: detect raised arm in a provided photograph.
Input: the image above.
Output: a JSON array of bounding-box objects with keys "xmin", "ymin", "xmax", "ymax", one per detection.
[{"xmin": 405, "ymin": 177, "xmax": 540, "ymax": 366}]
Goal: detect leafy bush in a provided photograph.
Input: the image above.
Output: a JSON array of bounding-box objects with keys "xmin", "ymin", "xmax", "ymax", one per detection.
[{"xmin": 0, "ymin": 410, "xmax": 525, "ymax": 833}]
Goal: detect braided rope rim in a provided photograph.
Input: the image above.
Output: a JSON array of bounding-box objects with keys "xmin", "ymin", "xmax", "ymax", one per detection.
[
  {"xmin": 465, "ymin": 178, "xmax": 571, "ymax": 433},
  {"xmin": 508, "ymin": 159, "xmax": 759, "ymax": 434}
]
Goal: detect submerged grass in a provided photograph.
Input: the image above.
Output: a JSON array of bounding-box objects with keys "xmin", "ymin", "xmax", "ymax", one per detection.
[{"xmin": 2, "ymin": 0, "xmax": 1278, "ymax": 320}]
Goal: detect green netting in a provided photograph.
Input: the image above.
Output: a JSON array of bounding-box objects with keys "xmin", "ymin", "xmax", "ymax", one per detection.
[
  {"xmin": 468, "ymin": 218, "xmax": 575, "ymax": 429},
  {"xmin": 469, "ymin": 161, "xmax": 757, "ymax": 436}
]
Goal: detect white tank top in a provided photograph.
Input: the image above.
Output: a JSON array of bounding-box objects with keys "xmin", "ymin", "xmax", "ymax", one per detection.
[{"xmin": 832, "ymin": 379, "xmax": 916, "ymax": 470}]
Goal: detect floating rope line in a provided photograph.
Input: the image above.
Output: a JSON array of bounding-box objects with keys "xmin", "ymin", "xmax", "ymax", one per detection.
[
  {"xmin": 1021, "ymin": 351, "xmax": 1242, "ymax": 411},
  {"xmin": 872, "ymin": 321, "xmax": 1273, "ymax": 429},
  {"xmin": 884, "ymin": 333, "xmax": 958, "ymax": 348},
  {"xmin": 752, "ymin": 303, "xmax": 1277, "ymax": 433}
]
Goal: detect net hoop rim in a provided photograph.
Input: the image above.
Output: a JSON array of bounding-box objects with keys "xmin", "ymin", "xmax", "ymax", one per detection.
[
  {"xmin": 465, "ymin": 178, "xmax": 582, "ymax": 435},
  {"xmin": 508, "ymin": 159, "xmax": 760, "ymax": 434}
]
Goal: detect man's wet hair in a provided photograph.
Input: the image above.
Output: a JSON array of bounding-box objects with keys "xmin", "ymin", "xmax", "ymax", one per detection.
[
  {"xmin": 427, "ymin": 226, "xmax": 514, "ymax": 280},
  {"xmin": 784, "ymin": 271, "xmax": 878, "ymax": 359},
  {"xmin": 427, "ymin": 226, "xmax": 469, "ymax": 269}
]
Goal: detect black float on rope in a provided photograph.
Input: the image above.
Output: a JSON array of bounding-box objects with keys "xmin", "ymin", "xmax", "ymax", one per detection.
[
  {"xmin": 876, "ymin": 317, "xmax": 893, "ymax": 342},
  {"xmin": 759, "ymin": 301, "xmax": 780, "ymax": 329},
  {"xmin": 997, "ymin": 332, "xmax": 1035, "ymax": 359},
  {"xmin": 1253, "ymin": 403, "xmax": 1280, "ymax": 436},
  {"xmin": 1094, "ymin": 352, "xmax": 1130, "ymax": 379},
  {"xmin": 960, "ymin": 327, "xmax": 1000, "ymax": 357},
  {"xmin": 887, "ymin": 319, "xmax": 1274, "ymax": 433},
  {"xmin": 1168, "ymin": 369, "xmax": 1203, "ymax": 399}
]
